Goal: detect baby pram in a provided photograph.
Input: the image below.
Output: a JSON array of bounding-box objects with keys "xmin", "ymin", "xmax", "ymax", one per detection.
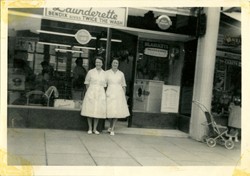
[{"xmin": 192, "ymin": 100, "xmax": 235, "ymax": 150}]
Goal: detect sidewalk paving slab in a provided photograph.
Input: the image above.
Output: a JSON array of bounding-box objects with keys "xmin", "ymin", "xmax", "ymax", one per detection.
[{"xmin": 7, "ymin": 128, "xmax": 241, "ymax": 167}]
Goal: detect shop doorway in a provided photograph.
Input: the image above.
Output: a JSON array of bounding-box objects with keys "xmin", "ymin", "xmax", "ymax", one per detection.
[
  {"xmin": 110, "ymin": 29, "xmax": 187, "ymax": 129},
  {"xmin": 109, "ymin": 29, "xmax": 138, "ymax": 127}
]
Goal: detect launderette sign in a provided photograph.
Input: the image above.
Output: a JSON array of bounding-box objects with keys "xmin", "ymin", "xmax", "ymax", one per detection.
[{"xmin": 44, "ymin": 8, "xmax": 126, "ymax": 27}]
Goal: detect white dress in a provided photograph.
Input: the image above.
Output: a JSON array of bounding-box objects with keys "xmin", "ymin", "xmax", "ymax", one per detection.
[
  {"xmin": 106, "ymin": 69, "xmax": 130, "ymax": 118},
  {"xmin": 81, "ymin": 68, "xmax": 106, "ymax": 118}
]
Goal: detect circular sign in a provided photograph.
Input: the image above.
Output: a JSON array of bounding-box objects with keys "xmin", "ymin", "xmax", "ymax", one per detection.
[
  {"xmin": 156, "ymin": 15, "xmax": 172, "ymax": 30},
  {"xmin": 75, "ymin": 29, "xmax": 92, "ymax": 45}
]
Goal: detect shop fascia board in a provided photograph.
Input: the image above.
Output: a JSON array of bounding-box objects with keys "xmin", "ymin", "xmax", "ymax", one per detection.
[
  {"xmin": 9, "ymin": 7, "xmax": 197, "ymax": 17},
  {"xmin": 216, "ymin": 50, "xmax": 241, "ymax": 60},
  {"xmin": 9, "ymin": 9, "xmax": 195, "ymax": 42},
  {"xmin": 128, "ymin": 7, "xmax": 198, "ymax": 17},
  {"xmin": 111, "ymin": 26, "xmax": 196, "ymax": 42}
]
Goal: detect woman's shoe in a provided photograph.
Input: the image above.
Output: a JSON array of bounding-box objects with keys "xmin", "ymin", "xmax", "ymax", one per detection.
[
  {"xmin": 93, "ymin": 131, "xmax": 100, "ymax": 135},
  {"xmin": 110, "ymin": 131, "xmax": 115, "ymax": 136},
  {"xmin": 87, "ymin": 130, "xmax": 92, "ymax": 134},
  {"xmin": 107, "ymin": 128, "xmax": 111, "ymax": 132}
]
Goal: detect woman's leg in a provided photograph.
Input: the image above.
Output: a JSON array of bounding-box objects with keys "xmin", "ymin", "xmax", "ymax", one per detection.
[
  {"xmin": 93, "ymin": 118, "xmax": 99, "ymax": 134},
  {"xmin": 109, "ymin": 119, "xmax": 113, "ymax": 130},
  {"xmin": 87, "ymin": 117, "xmax": 92, "ymax": 134},
  {"xmin": 111, "ymin": 118, "xmax": 118, "ymax": 132}
]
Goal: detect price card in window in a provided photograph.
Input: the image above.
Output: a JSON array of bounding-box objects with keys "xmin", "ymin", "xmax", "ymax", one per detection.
[{"xmin": 161, "ymin": 85, "xmax": 180, "ymax": 113}]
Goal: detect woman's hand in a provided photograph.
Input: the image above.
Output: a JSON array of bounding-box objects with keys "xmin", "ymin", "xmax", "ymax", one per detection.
[
  {"xmin": 86, "ymin": 84, "xmax": 89, "ymax": 89},
  {"xmin": 122, "ymin": 87, "xmax": 126, "ymax": 94}
]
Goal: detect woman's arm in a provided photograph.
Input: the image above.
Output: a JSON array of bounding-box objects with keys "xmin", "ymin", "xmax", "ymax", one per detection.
[
  {"xmin": 84, "ymin": 70, "xmax": 91, "ymax": 89},
  {"xmin": 120, "ymin": 72, "xmax": 127, "ymax": 94}
]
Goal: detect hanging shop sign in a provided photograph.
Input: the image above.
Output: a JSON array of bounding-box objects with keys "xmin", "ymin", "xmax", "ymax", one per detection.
[
  {"xmin": 144, "ymin": 48, "xmax": 168, "ymax": 58},
  {"xmin": 143, "ymin": 42, "xmax": 168, "ymax": 58},
  {"xmin": 75, "ymin": 29, "xmax": 92, "ymax": 45},
  {"xmin": 156, "ymin": 15, "xmax": 172, "ymax": 30},
  {"xmin": 44, "ymin": 8, "xmax": 126, "ymax": 27}
]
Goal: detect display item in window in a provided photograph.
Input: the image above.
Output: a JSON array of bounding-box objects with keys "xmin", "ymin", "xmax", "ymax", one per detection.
[
  {"xmin": 72, "ymin": 57, "xmax": 87, "ymax": 100},
  {"xmin": 41, "ymin": 61, "xmax": 54, "ymax": 78}
]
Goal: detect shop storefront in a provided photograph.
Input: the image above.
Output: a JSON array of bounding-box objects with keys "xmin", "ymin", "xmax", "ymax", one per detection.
[
  {"xmin": 8, "ymin": 7, "xmax": 201, "ymax": 131},
  {"xmin": 212, "ymin": 11, "xmax": 241, "ymax": 126}
]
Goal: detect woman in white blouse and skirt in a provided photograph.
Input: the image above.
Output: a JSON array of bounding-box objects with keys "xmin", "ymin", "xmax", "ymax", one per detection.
[
  {"xmin": 81, "ymin": 57, "xmax": 106, "ymax": 134},
  {"xmin": 228, "ymin": 95, "xmax": 241, "ymax": 142},
  {"xmin": 106, "ymin": 58, "xmax": 130, "ymax": 135}
]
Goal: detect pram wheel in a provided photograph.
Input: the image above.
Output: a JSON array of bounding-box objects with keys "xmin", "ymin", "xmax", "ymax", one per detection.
[
  {"xmin": 201, "ymin": 135, "xmax": 208, "ymax": 143},
  {"xmin": 207, "ymin": 138, "xmax": 216, "ymax": 147},
  {"xmin": 225, "ymin": 140, "xmax": 234, "ymax": 150}
]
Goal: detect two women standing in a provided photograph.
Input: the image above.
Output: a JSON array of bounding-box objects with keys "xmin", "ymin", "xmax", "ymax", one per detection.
[{"xmin": 81, "ymin": 57, "xmax": 129, "ymax": 135}]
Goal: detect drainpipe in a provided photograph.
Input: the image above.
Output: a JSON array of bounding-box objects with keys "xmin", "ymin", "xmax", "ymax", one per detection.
[{"xmin": 189, "ymin": 7, "xmax": 220, "ymax": 141}]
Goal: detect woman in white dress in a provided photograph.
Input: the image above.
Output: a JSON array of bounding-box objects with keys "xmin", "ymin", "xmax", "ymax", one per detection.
[
  {"xmin": 106, "ymin": 58, "xmax": 130, "ymax": 135},
  {"xmin": 81, "ymin": 57, "xmax": 106, "ymax": 134}
]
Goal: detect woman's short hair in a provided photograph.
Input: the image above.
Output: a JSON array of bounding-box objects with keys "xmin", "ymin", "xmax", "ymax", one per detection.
[
  {"xmin": 94, "ymin": 56, "xmax": 104, "ymax": 63},
  {"xmin": 110, "ymin": 57, "xmax": 119, "ymax": 65},
  {"xmin": 112, "ymin": 57, "xmax": 119, "ymax": 62}
]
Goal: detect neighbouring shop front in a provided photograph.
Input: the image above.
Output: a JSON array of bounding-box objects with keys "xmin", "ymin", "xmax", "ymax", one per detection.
[
  {"xmin": 211, "ymin": 11, "xmax": 241, "ymax": 129},
  {"xmin": 8, "ymin": 7, "xmax": 203, "ymax": 131}
]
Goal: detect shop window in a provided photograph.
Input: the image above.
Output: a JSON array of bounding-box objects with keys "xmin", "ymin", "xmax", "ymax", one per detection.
[
  {"xmin": 211, "ymin": 57, "xmax": 241, "ymax": 115},
  {"xmin": 136, "ymin": 39, "xmax": 182, "ymax": 85},
  {"xmin": 133, "ymin": 38, "xmax": 184, "ymax": 113},
  {"xmin": 8, "ymin": 14, "xmax": 108, "ymax": 108}
]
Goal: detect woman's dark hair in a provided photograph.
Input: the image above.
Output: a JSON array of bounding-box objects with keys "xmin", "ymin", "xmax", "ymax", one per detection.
[
  {"xmin": 112, "ymin": 57, "xmax": 119, "ymax": 62},
  {"xmin": 110, "ymin": 57, "xmax": 119, "ymax": 65},
  {"xmin": 94, "ymin": 56, "xmax": 104, "ymax": 64}
]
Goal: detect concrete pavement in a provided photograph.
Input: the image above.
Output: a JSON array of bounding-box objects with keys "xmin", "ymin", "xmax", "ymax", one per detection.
[{"xmin": 7, "ymin": 125, "xmax": 241, "ymax": 167}]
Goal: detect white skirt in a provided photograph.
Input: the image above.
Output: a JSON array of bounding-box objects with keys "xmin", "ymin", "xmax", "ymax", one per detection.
[
  {"xmin": 106, "ymin": 85, "xmax": 130, "ymax": 118},
  {"xmin": 81, "ymin": 85, "xmax": 106, "ymax": 118}
]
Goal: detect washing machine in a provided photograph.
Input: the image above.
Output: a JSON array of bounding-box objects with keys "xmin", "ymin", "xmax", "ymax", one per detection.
[
  {"xmin": 146, "ymin": 80, "xmax": 164, "ymax": 112},
  {"xmin": 133, "ymin": 79, "xmax": 148, "ymax": 111},
  {"xmin": 133, "ymin": 79, "xmax": 164, "ymax": 112}
]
